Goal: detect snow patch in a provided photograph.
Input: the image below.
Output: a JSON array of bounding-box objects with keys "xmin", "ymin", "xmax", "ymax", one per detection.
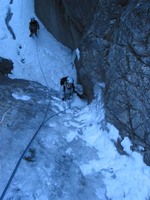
[{"xmin": 12, "ymin": 92, "xmax": 31, "ymax": 101}]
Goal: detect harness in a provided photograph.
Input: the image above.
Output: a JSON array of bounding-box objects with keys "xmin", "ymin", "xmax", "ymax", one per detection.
[{"xmin": 63, "ymin": 81, "xmax": 75, "ymax": 99}]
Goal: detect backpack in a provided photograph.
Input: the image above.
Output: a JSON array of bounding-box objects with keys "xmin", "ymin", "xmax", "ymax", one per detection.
[{"xmin": 60, "ymin": 76, "xmax": 68, "ymax": 86}]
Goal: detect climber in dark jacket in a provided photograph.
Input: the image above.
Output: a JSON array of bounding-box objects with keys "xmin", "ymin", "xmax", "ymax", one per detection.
[{"xmin": 29, "ymin": 18, "xmax": 40, "ymax": 37}]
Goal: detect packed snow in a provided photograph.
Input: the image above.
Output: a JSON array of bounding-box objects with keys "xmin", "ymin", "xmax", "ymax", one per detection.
[{"xmin": 0, "ymin": 0, "xmax": 150, "ymax": 200}]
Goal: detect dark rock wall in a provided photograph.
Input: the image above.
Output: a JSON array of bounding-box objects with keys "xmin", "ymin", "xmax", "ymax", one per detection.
[
  {"xmin": 34, "ymin": 0, "xmax": 150, "ymax": 163},
  {"xmin": 0, "ymin": 57, "xmax": 14, "ymax": 75},
  {"xmin": 76, "ymin": 0, "xmax": 150, "ymax": 150},
  {"xmin": 34, "ymin": 0, "xmax": 98, "ymax": 50}
]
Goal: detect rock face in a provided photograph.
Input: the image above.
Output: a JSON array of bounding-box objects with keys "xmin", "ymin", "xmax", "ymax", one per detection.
[
  {"xmin": 0, "ymin": 77, "xmax": 50, "ymax": 131},
  {"xmin": 34, "ymin": 0, "xmax": 98, "ymax": 50},
  {"xmin": 34, "ymin": 0, "xmax": 150, "ymax": 164},
  {"xmin": 85, "ymin": 1, "xmax": 150, "ymax": 145},
  {"xmin": 78, "ymin": 0, "xmax": 150, "ymax": 164},
  {"xmin": 0, "ymin": 57, "xmax": 13, "ymax": 75}
]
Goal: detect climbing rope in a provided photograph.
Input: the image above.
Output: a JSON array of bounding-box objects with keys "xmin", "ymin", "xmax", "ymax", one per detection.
[{"xmin": 36, "ymin": 38, "xmax": 49, "ymax": 88}]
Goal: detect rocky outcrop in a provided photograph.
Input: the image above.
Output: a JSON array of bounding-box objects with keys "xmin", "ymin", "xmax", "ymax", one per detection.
[
  {"xmin": 34, "ymin": 0, "xmax": 98, "ymax": 50},
  {"xmin": 0, "ymin": 77, "xmax": 50, "ymax": 129},
  {"xmin": 0, "ymin": 57, "xmax": 13, "ymax": 75},
  {"xmin": 34, "ymin": 0, "xmax": 150, "ymax": 164},
  {"xmin": 76, "ymin": 0, "xmax": 150, "ymax": 163}
]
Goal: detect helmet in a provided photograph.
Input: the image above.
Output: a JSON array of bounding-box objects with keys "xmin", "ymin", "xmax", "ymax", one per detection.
[{"xmin": 67, "ymin": 77, "xmax": 74, "ymax": 84}]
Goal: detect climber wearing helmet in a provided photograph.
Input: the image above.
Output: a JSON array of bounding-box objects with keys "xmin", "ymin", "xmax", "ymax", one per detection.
[
  {"xmin": 29, "ymin": 17, "xmax": 40, "ymax": 37},
  {"xmin": 66, "ymin": 77, "xmax": 74, "ymax": 88},
  {"xmin": 60, "ymin": 76, "xmax": 84, "ymax": 101}
]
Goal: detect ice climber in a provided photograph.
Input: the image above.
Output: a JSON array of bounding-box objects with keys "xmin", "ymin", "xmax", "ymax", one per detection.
[
  {"xmin": 60, "ymin": 76, "xmax": 84, "ymax": 101},
  {"xmin": 29, "ymin": 18, "xmax": 40, "ymax": 37}
]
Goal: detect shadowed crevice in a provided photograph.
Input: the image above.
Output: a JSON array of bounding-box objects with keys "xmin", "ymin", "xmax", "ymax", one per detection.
[{"xmin": 5, "ymin": 7, "xmax": 16, "ymax": 40}]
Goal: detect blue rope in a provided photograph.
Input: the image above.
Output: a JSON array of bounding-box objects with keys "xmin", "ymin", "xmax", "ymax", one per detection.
[
  {"xmin": 0, "ymin": 97, "xmax": 50, "ymax": 200},
  {"xmin": 0, "ymin": 100, "xmax": 69, "ymax": 199}
]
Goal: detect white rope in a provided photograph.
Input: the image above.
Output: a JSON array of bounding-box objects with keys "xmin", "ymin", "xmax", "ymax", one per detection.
[
  {"xmin": 36, "ymin": 39, "xmax": 49, "ymax": 88},
  {"xmin": 0, "ymin": 108, "xmax": 11, "ymax": 124}
]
